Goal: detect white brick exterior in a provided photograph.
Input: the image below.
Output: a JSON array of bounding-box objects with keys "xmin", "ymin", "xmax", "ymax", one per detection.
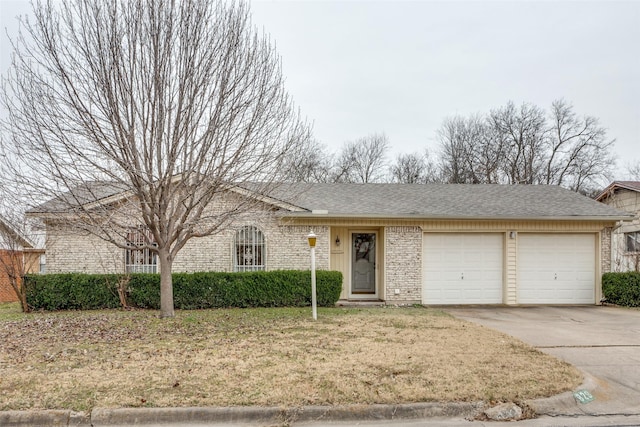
[
  {"xmin": 46, "ymin": 226, "xmax": 124, "ymax": 273},
  {"xmin": 173, "ymin": 223, "xmax": 328, "ymax": 272},
  {"xmin": 46, "ymin": 215, "xmax": 328, "ymax": 274},
  {"xmin": 384, "ymin": 226, "xmax": 422, "ymax": 303}
]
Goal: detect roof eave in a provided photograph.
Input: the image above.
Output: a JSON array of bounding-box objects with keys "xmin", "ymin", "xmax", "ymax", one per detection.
[
  {"xmin": 596, "ymin": 181, "xmax": 640, "ymax": 201},
  {"xmin": 282, "ymin": 212, "xmax": 633, "ymax": 222}
]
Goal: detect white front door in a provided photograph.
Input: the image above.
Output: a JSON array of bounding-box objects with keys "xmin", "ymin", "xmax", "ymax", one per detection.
[
  {"xmin": 351, "ymin": 232, "xmax": 377, "ymax": 296},
  {"xmin": 422, "ymin": 233, "xmax": 504, "ymax": 304},
  {"xmin": 518, "ymin": 234, "xmax": 595, "ymax": 304}
]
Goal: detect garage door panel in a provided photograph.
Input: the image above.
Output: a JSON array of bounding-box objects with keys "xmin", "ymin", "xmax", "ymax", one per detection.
[
  {"xmin": 518, "ymin": 234, "xmax": 595, "ymax": 304},
  {"xmin": 423, "ymin": 233, "xmax": 503, "ymax": 305}
]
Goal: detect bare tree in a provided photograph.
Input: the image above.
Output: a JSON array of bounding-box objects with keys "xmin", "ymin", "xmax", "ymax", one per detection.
[
  {"xmin": 283, "ymin": 138, "xmax": 332, "ymax": 183},
  {"xmin": 435, "ymin": 100, "xmax": 614, "ymax": 193},
  {"xmin": 489, "ymin": 102, "xmax": 547, "ymax": 185},
  {"xmin": 438, "ymin": 115, "xmax": 501, "ymax": 184},
  {"xmin": 625, "ymin": 162, "xmax": 640, "ymax": 181},
  {"xmin": 332, "ymin": 133, "xmax": 389, "ymax": 183},
  {"xmin": 389, "ymin": 151, "xmax": 439, "ymax": 184},
  {"xmin": 1, "ymin": 0, "xmax": 310, "ymax": 318},
  {"xmin": 544, "ymin": 100, "xmax": 615, "ymax": 193}
]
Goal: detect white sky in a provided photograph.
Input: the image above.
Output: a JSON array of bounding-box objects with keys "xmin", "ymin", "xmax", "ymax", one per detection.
[{"xmin": 2, "ymin": 0, "xmax": 639, "ymax": 177}]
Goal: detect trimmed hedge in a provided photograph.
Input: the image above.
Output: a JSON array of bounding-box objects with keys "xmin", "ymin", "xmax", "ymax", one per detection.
[
  {"xmin": 602, "ymin": 272, "xmax": 640, "ymax": 307},
  {"xmin": 24, "ymin": 270, "xmax": 343, "ymax": 311}
]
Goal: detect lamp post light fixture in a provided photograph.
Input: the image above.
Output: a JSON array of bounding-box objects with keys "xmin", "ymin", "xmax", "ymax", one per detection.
[{"xmin": 307, "ymin": 231, "xmax": 317, "ymax": 321}]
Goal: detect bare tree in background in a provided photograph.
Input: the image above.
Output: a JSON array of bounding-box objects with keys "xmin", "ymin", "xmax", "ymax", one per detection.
[
  {"xmin": 332, "ymin": 133, "xmax": 389, "ymax": 183},
  {"xmin": 544, "ymin": 100, "xmax": 615, "ymax": 193},
  {"xmin": 438, "ymin": 115, "xmax": 502, "ymax": 184},
  {"xmin": 436, "ymin": 101, "xmax": 614, "ymax": 193},
  {"xmin": 283, "ymin": 138, "xmax": 332, "ymax": 183},
  {"xmin": 489, "ymin": 102, "xmax": 547, "ymax": 185},
  {"xmin": 389, "ymin": 151, "xmax": 439, "ymax": 184},
  {"xmin": 0, "ymin": 0, "xmax": 310, "ymax": 318},
  {"xmin": 625, "ymin": 162, "xmax": 640, "ymax": 181}
]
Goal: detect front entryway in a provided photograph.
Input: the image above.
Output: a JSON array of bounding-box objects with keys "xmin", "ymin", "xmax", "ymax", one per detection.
[{"xmin": 351, "ymin": 232, "xmax": 376, "ymax": 296}]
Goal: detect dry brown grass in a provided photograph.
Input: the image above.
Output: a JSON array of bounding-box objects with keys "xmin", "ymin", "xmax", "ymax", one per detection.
[{"xmin": 0, "ymin": 304, "xmax": 582, "ymax": 411}]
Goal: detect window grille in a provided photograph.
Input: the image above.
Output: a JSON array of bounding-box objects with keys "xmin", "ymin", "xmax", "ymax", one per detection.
[
  {"xmin": 626, "ymin": 231, "xmax": 640, "ymax": 253},
  {"xmin": 125, "ymin": 227, "xmax": 158, "ymax": 273},
  {"xmin": 234, "ymin": 226, "xmax": 265, "ymax": 272}
]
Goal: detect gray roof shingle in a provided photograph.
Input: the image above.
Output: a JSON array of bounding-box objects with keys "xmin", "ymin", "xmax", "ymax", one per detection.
[
  {"xmin": 271, "ymin": 183, "xmax": 630, "ymax": 220},
  {"xmin": 28, "ymin": 181, "xmax": 630, "ymax": 221}
]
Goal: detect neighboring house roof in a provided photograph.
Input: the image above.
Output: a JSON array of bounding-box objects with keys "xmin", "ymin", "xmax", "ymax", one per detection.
[
  {"xmin": 595, "ymin": 181, "xmax": 640, "ymax": 202},
  {"xmin": 0, "ymin": 215, "xmax": 34, "ymax": 249},
  {"xmin": 274, "ymin": 183, "xmax": 631, "ymax": 220},
  {"xmin": 27, "ymin": 181, "xmax": 631, "ymax": 221}
]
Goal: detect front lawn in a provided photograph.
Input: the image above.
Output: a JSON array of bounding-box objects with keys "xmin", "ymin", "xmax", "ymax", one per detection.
[{"xmin": 0, "ymin": 303, "xmax": 581, "ymax": 411}]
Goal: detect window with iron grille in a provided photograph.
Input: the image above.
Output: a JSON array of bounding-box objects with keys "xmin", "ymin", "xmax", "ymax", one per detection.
[
  {"xmin": 626, "ymin": 231, "xmax": 640, "ymax": 253},
  {"xmin": 125, "ymin": 227, "xmax": 158, "ymax": 273},
  {"xmin": 234, "ymin": 226, "xmax": 265, "ymax": 272}
]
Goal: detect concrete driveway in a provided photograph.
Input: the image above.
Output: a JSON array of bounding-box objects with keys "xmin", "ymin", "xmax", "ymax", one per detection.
[{"xmin": 444, "ymin": 306, "xmax": 640, "ymax": 416}]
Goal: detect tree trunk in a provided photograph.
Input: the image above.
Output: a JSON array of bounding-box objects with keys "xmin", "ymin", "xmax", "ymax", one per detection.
[
  {"xmin": 158, "ymin": 249, "xmax": 175, "ymax": 318},
  {"xmin": 13, "ymin": 277, "xmax": 30, "ymax": 313}
]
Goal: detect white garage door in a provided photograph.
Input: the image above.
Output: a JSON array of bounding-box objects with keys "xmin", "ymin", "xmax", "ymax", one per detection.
[
  {"xmin": 422, "ymin": 233, "xmax": 503, "ymax": 304},
  {"xmin": 518, "ymin": 234, "xmax": 595, "ymax": 304}
]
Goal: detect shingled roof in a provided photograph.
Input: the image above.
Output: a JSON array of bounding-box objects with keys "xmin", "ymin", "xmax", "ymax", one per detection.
[
  {"xmin": 273, "ymin": 183, "xmax": 631, "ymax": 220},
  {"xmin": 28, "ymin": 181, "xmax": 631, "ymax": 221},
  {"xmin": 595, "ymin": 181, "xmax": 640, "ymax": 202}
]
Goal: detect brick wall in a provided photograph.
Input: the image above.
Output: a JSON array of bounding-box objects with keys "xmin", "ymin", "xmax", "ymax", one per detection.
[
  {"xmin": 601, "ymin": 227, "xmax": 612, "ymax": 273},
  {"xmin": 166, "ymin": 222, "xmax": 328, "ymax": 272},
  {"xmin": 384, "ymin": 226, "xmax": 422, "ymax": 303},
  {"xmin": 46, "ymin": 227, "xmax": 124, "ymax": 273},
  {"xmin": 0, "ymin": 250, "xmax": 20, "ymax": 302},
  {"xmin": 47, "ymin": 217, "xmax": 327, "ymax": 274}
]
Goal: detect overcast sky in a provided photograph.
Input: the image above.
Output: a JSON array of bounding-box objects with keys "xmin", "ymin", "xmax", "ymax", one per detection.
[{"xmin": 2, "ymin": 0, "xmax": 639, "ymax": 177}]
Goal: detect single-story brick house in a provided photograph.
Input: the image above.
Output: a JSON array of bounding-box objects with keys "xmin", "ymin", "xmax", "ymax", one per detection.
[
  {"xmin": 29, "ymin": 183, "xmax": 631, "ymax": 305},
  {"xmin": 596, "ymin": 181, "xmax": 640, "ymax": 272}
]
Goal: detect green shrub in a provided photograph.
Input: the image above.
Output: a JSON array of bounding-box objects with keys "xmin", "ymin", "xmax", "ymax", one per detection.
[
  {"xmin": 24, "ymin": 273, "xmax": 122, "ymax": 310},
  {"xmin": 25, "ymin": 270, "xmax": 343, "ymax": 311},
  {"xmin": 602, "ymin": 272, "xmax": 640, "ymax": 307}
]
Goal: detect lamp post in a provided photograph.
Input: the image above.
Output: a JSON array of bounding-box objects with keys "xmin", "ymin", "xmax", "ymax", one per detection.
[{"xmin": 307, "ymin": 231, "xmax": 317, "ymax": 320}]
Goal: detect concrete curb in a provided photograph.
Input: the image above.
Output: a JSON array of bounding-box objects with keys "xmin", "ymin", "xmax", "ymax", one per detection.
[
  {"xmin": 525, "ymin": 371, "xmax": 598, "ymax": 416},
  {"xmin": 0, "ymin": 409, "xmax": 90, "ymax": 427},
  {"xmin": 0, "ymin": 402, "xmax": 485, "ymax": 426}
]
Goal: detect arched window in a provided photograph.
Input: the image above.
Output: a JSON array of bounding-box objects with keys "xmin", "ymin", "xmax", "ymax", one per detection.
[
  {"xmin": 125, "ymin": 227, "xmax": 157, "ymax": 273},
  {"xmin": 234, "ymin": 226, "xmax": 265, "ymax": 272}
]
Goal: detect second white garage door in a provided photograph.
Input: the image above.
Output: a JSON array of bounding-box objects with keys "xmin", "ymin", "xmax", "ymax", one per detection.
[
  {"xmin": 518, "ymin": 234, "xmax": 595, "ymax": 304},
  {"xmin": 422, "ymin": 233, "xmax": 503, "ymax": 304}
]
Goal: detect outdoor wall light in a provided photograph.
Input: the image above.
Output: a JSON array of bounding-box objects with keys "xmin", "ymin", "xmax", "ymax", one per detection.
[
  {"xmin": 307, "ymin": 231, "xmax": 317, "ymax": 248},
  {"xmin": 335, "ymin": 235, "xmax": 340, "ymax": 246},
  {"xmin": 509, "ymin": 231, "xmax": 517, "ymax": 239}
]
